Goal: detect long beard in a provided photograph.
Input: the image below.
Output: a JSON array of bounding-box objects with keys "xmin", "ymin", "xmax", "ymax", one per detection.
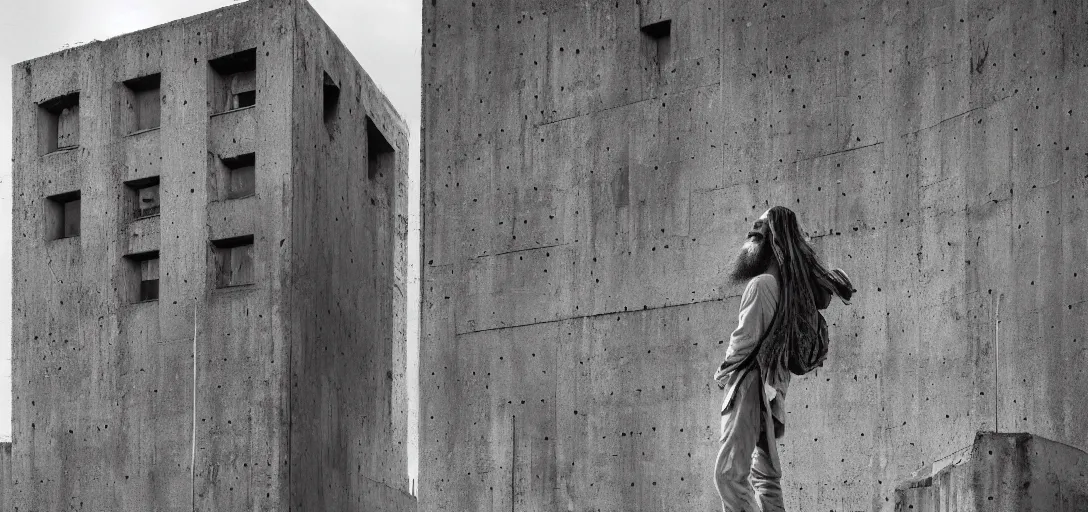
[{"xmin": 729, "ymin": 239, "xmax": 773, "ymax": 285}]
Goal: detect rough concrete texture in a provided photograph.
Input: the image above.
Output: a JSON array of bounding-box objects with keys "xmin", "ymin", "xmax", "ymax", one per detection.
[
  {"xmin": 421, "ymin": 0, "xmax": 1088, "ymax": 510},
  {"xmin": 11, "ymin": 1, "xmax": 413, "ymax": 510},
  {"xmin": 896, "ymin": 432, "xmax": 1088, "ymax": 511},
  {"xmin": 0, "ymin": 443, "xmax": 10, "ymax": 511}
]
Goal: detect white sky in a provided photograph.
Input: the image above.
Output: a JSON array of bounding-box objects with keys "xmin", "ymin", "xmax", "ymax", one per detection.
[{"xmin": 0, "ymin": 0, "xmax": 423, "ymax": 485}]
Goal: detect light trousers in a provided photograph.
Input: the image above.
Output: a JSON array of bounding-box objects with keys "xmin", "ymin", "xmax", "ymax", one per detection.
[{"xmin": 714, "ymin": 369, "xmax": 784, "ymax": 512}]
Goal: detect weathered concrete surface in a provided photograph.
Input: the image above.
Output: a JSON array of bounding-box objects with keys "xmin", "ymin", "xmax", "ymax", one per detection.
[
  {"xmin": 288, "ymin": 2, "xmax": 413, "ymax": 510},
  {"xmin": 420, "ymin": 0, "xmax": 1088, "ymax": 510},
  {"xmin": 896, "ymin": 432, "xmax": 1088, "ymax": 511},
  {"xmin": 0, "ymin": 442, "xmax": 10, "ymax": 511},
  {"xmin": 11, "ymin": 1, "xmax": 412, "ymax": 510}
]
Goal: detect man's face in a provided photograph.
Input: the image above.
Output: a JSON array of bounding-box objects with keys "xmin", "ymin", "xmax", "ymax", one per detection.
[
  {"xmin": 743, "ymin": 210, "xmax": 772, "ymax": 252},
  {"xmin": 729, "ymin": 210, "xmax": 774, "ymax": 283}
]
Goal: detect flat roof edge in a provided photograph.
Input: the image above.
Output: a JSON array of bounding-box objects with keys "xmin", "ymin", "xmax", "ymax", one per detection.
[{"xmin": 12, "ymin": 0, "xmax": 286, "ymax": 68}]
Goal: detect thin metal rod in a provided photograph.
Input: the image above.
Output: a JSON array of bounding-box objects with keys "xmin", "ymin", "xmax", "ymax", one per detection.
[
  {"xmin": 511, "ymin": 415, "xmax": 516, "ymax": 512},
  {"xmin": 994, "ymin": 295, "xmax": 1000, "ymax": 433},
  {"xmin": 192, "ymin": 307, "xmax": 198, "ymax": 510}
]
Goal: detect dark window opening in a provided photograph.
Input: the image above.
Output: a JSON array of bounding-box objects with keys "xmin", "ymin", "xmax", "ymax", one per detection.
[
  {"xmin": 45, "ymin": 190, "xmax": 81, "ymax": 240},
  {"xmin": 212, "ymin": 235, "xmax": 255, "ymax": 288},
  {"xmin": 123, "ymin": 73, "xmax": 161, "ymax": 133},
  {"xmin": 641, "ymin": 19, "xmax": 671, "ymax": 39},
  {"xmin": 125, "ymin": 176, "xmax": 161, "ymax": 219},
  {"xmin": 366, "ymin": 116, "xmax": 394, "ymax": 181},
  {"xmin": 323, "ymin": 72, "xmax": 340, "ymax": 125},
  {"xmin": 208, "ymin": 48, "xmax": 257, "ymax": 114},
  {"xmin": 235, "ymin": 90, "xmax": 256, "ymax": 109},
  {"xmin": 641, "ymin": 19, "xmax": 672, "ymax": 71},
  {"xmin": 221, "ymin": 153, "xmax": 256, "ymax": 199},
  {"xmin": 125, "ymin": 251, "xmax": 160, "ymax": 302},
  {"xmin": 38, "ymin": 92, "xmax": 80, "ymax": 154}
]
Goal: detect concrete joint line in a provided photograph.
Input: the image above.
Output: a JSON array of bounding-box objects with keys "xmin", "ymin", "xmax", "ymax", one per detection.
[
  {"xmin": 901, "ymin": 93, "xmax": 1013, "ymax": 139},
  {"xmin": 454, "ymin": 295, "xmax": 736, "ymax": 336},
  {"xmin": 473, "ymin": 242, "xmax": 568, "ymax": 260},
  {"xmin": 791, "ymin": 140, "xmax": 884, "ymax": 164},
  {"xmin": 533, "ymin": 82, "xmax": 722, "ymax": 128}
]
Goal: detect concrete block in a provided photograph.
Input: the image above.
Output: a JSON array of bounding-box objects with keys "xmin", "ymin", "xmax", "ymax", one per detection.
[{"xmin": 895, "ymin": 432, "xmax": 1088, "ymax": 511}]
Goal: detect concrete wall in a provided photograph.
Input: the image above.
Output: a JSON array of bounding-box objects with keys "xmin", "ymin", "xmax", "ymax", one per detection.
[
  {"xmin": 895, "ymin": 432, "xmax": 1088, "ymax": 511},
  {"xmin": 288, "ymin": 2, "xmax": 413, "ymax": 510},
  {"xmin": 0, "ymin": 443, "xmax": 10, "ymax": 511},
  {"xmin": 11, "ymin": 1, "xmax": 412, "ymax": 510},
  {"xmin": 420, "ymin": 0, "xmax": 1088, "ymax": 510}
]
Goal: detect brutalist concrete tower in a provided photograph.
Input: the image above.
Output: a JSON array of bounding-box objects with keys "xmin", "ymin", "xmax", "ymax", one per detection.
[
  {"xmin": 11, "ymin": 1, "xmax": 413, "ymax": 510},
  {"xmin": 421, "ymin": 0, "xmax": 1088, "ymax": 510}
]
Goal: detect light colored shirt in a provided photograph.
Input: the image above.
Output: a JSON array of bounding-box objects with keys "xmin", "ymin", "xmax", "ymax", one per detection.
[
  {"xmin": 716, "ymin": 273, "xmax": 792, "ymax": 430},
  {"xmin": 721, "ymin": 274, "xmax": 780, "ymax": 400}
]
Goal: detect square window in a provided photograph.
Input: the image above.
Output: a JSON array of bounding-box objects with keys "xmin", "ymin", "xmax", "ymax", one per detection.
[
  {"xmin": 124, "ymin": 251, "xmax": 160, "ymax": 302},
  {"xmin": 212, "ymin": 235, "xmax": 254, "ymax": 288},
  {"xmin": 220, "ymin": 153, "xmax": 255, "ymax": 199},
  {"xmin": 37, "ymin": 92, "xmax": 80, "ymax": 154},
  {"xmin": 209, "ymin": 49, "xmax": 257, "ymax": 114},
  {"xmin": 45, "ymin": 190, "xmax": 81, "ymax": 240},
  {"xmin": 641, "ymin": 19, "xmax": 672, "ymax": 72},
  {"xmin": 125, "ymin": 176, "xmax": 161, "ymax": 219},
  {"xmin": 122, "ymin": 73, "xmax": 161, "ymax": 133}
]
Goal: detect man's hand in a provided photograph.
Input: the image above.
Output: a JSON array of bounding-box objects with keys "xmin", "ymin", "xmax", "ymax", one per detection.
[{"xmin": 713, "ymin": 365, "xmax": 729, "ymax": 389}]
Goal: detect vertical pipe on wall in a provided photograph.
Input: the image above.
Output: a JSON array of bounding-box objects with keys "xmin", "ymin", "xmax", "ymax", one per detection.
[
  {"xmin": 994, "ymin": 294, "xmax": 1001, "ymax": 433},
  {"xmin": 192, "ymin": 306, "xmax": 198, "ymax": 510},
  {"xmin": 511, "ymin": 415, "xmax": 516, "ymax": 512}
]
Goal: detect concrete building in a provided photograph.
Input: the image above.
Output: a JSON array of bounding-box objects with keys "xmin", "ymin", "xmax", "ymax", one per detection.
[
  {"xmin": 11, "ymin": 1, "xmax": 413, "ymax": 510},
  {"xmin": 421, "ymin": 0, "xmax": 1087, "ymax": 510}
]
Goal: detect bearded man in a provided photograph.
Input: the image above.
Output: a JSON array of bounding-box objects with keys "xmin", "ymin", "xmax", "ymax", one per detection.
[{"xmin": 712, "ymin": 206, "xmax": 854, "ymax": 512}]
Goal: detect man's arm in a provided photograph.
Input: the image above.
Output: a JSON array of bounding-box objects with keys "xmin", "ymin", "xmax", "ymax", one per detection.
[{"xmin": 717, "ymin": 275, "xmax": 778, "ymax": 373}]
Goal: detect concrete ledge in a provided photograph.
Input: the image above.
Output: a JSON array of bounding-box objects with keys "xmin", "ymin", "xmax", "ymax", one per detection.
[{"xmin": 895, "ymin": 431, "xmax": 1088, "ymax": 511}]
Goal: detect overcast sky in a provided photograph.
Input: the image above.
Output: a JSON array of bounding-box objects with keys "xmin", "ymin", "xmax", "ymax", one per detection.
[{"xmin": 0, "ymin": 0, "xmax": 423, "ymax": 484}]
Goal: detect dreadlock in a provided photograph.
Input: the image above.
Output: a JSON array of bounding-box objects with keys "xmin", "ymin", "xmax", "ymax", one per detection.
[{"xmin": 755, "ymin": 206, "xmax": 855, "ymax": 373}]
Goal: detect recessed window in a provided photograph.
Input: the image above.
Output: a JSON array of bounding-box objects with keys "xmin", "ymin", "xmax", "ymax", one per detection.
[
  {"xmin": 212, "ymin": 235, "xmax": 254, "ymax": 288},
  {"xmin": 641, "ymin": 19, "xmax": 672, "ymax": 72},
  {"xmin": 220, "ymin": 153, "xmax": 255, "ymax": 199},
  {"xmin": 209, "ymin": 48, "xmax": 257, "ymax": 114},
  {"xmin": 123, "ymin": 73, "xmax": 161, "ymax": 133},
  {"xmin": 124, "ymin": 251, "xmax": 160, "ymax": 302},
  {"xmin": 323, "ymin": 72, "xmax": 340, "ymax": 125},
  {"xmin": 38, "ymin": 92, "xmax": 80, "ymax": 154},
  {"xmin": 45, "ymin": 190, "xmax": 80, "ymax": 240},
  {"xmin": 234, "ymin": 90, "xmax": 256, "ymax": 109},
  {"xmin": 366, "ymin": 117, "xmax": 394, "ymax": 180},
  {"xmin": 125, "ymin": 176, "xmax": 161, "ymax": 219}
]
